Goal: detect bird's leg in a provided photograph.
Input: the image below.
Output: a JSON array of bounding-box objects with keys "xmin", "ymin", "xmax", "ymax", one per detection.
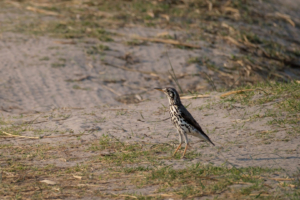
[
  {"xmin": 182, "ymin": 144, "xmax": 188, "ymax": 158},
  {"xmin": 173, "ymin": 131, "xmax": 183, "ymax": 156},
  {"xmin": 173, "ymin": 144, "xmax": 182, "ymax": 156},
  {"xmin": 182, "ymin": 134, "xmax": 189, "ymax": 158}
]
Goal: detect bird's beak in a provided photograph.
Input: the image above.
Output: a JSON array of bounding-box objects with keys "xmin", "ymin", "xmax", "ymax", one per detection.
[{"xmin": 154, "ymin": 88, "xmax": 164, "ymax": 92}]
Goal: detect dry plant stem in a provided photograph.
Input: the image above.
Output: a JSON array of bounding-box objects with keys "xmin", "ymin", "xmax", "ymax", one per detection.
[
  {"xmin": 102, "ymin": 85, "xmax": 121, "ymax": 96},
  {"xmin": 202, "ymin": 72, "xmax": 217, "ymax": 91},
  {"xmin": 2, "ymin": 131, "xmax": 39, "ymax": 139},
  {"xmin": 180, "ymin": 95, "xmax": 210, "ymax": 99},
  {"xmin": 220, "ymin": 88, "xmax": 269, "ymax": 98},
  {"xmin": 146, "ymin": 117, "xmax": 171, "ymax": 123},
  {"xmin": 43, "ymin": 133, "xmax": 89, "ymax": 138},
  {"xmin": 26, "ymin": 6, "xmax": 59, "ymax": 16},
  {"xmin": 167, "ymin": 51, "xmax": 183, "ymax": 93},
  {"xmin": 220, "ymin": 89, "xmax": 255, "ymax": 98},
  {"xmin": 269, "ymin": 178, "xmax": 294, "ymax": 181},
  {"xmin": 266, "ymin": 12, "xmax": 295, "ymax": 27},
  {"xmin": 132, "ymin": 36, "xmax": 201, "ymax": 49}
]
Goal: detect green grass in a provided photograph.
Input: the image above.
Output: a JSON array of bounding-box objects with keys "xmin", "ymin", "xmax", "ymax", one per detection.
[
  {"xmin": 0, "ymin": 119, "xmax": 298, "ymax": 199},
  {"xmin": 51, "ymin": 62, "xmax": 65, "ymax": 68},
  {"xmin": 72, "ymin": 84, "xmax": 92, "ymax": 90},
  {"xmin": 195, "ymin": 81, "xmax": 300, "ymax": 145},
  {"xmin": 13, "ymin": 19, "xmax": 115, "ymax": 41},
  {"xmin": 221, "ymin": 81, "xmax": 300, "ymax": 118},
  {"xmin": 86, "ymin": 45, "xmax": 109, "ymax": 55}
]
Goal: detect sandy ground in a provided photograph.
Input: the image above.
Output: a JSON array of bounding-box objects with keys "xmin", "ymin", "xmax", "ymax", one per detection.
[
  {"xmin": 1, "ymin": 93, "xmax": 299, "ymax": 173},
  {"xmin": 0, "ymin": 29, "xmax": 237, "ymax": 112}
]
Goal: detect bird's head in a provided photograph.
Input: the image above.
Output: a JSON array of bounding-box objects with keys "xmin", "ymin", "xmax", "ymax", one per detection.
[{"xmin": 155, "ymin": 87, "xmax": 181, "ymax": 105}]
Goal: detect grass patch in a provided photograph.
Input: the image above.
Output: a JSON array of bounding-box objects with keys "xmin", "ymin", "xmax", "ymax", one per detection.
[
  {"xmin": 86, "ymin": 45, "xmax": 109, "ymax": 55},
  {"xmin": 129, "ymin": 163, "xmax": 281, "ymax": 199},
  {"xmin": 51, "ymin": 62, "xmax": 65, "ymax": 68},
  {"xmin": 13, "ymin": 19, "xmax": 115, "ymax": 41},
  {"xmin": 39, "ymin": 56, "xmax": 49, "ymax": 61},
  {"xmin": 72, "ymin": 85, "xmax": 91, "ymax": 91},
  {"xmin": 220, "ymin": 81, "xmax": 300, "ymax": 137},
  {"xmin": 221, "ymin": 81, "xmax": 300, "ymax": 114},
  {"xmin": 125, "ymin": 39, "xmax": 147, "ymax": 46},
  {"xmin": 0, "ymin": 128, "xmax": 296, "ymax": 199}
]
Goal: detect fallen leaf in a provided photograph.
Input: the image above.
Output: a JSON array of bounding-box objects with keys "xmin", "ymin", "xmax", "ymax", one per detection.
[
  {"xmin": 156, "ymin": 32, "xmax": 170, "ymax": 38},
  {"xmin": 279, "ymin": 182, "xmax": 296, "ymax": 188},
  {"xmin": 270, "ymin": 178, "xmax": 294, "ymax": 181},
  {"xmin": 147, "ymin": 11, "xmax": 155, "ymax": 18},
  {"xmin": 73, "ymin": 175, "xmax": 82, "ymax": 180},
  {"xmin": 40, "ymin": 180, "xmax": 56, "ymax": 185},
  {"xmin": 26, "ymin": 6, "xmax": 59, "ymax": 16}
]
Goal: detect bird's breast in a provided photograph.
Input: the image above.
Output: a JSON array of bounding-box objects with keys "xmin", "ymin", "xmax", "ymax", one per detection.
[{"xmin": 169, "ymin": 106, "xmax": 179, "ymax": 125}]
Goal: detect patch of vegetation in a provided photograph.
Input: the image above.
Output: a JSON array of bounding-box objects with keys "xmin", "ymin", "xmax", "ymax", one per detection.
[
  {"xmin": 0, "ymin": 125, "xmax": 296, "ymax": 200},
  {"xmin": 13, "ymin": 19, "xmax": 115, "ymax": 41},
  {"xmin": 222, "ymin": 81, "xmax": 300, "ymax": 112},
  {"xmin": 141, "ymin": 163, "xmax": 277, "ymax": 199},
  {"xmin": 125, "ymin": 39, "xmax": 147, "ymax": 46},
  {"xmin": 72, "ymin": 84, "xmax": 91, "ymax": 91},
  {"xmin": 51, "ymin": 62, "xmax": 65, "ymax": 68},
  {"xmin": 187, "ymin": 56, "xmax": 202, "ymax": 64},
  {"xmin": 39, "ymin": 56, "xmax": 50, "ymax": 61},
  {"xmin": 86, "ymin": 45, "xmax": 109, "ymax": 55},
  {"xmin": 221, "ymin": 81, "xmax": 300, "ymax": 134}
]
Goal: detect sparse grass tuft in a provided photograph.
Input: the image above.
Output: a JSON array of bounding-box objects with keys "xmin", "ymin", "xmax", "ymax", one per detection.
[{"xmin": 221, "ymin": 81, "xmax": 300, "ymax": 130}]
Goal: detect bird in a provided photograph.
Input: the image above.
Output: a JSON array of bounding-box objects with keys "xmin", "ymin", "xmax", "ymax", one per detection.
[{"xmin": 155, "ymin": 87, "xmax": 215, "ymax": 158}]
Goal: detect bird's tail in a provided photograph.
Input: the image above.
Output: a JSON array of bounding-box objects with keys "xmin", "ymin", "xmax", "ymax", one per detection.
[
  {"xmin": 207, "ymin": 137, "xmax": 215, "ymax": 146},
  {"xmin": 197, "ymin": 131, "xmax": 215, "ymax": 146}
]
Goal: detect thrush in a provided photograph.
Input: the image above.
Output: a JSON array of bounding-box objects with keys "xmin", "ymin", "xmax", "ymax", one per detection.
[{"xmin": 155, "ymin": 87, "xmax": 215, "ymax": 158}]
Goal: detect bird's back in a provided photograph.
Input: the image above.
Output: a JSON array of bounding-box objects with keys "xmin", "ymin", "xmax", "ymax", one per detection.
[{"xmin": 177, "ymin": 104, "xmax": 215, "ymax": 146}]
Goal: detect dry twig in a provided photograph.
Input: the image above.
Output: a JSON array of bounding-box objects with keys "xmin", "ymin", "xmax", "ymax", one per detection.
[
  {"xmin": 181, "ymin": 95, "xmax": 210, "ymax": 99},
  {"xmin": 266, "ymin": 12, "xmax": 295, "ymax": 27},
  {"xmin": 1, "ymin": 131, "xmax": 39, "ymax": 139},
  {"xmin": 102, "ymin": 85, "xmax": 121, "ymax": 96},
  {"xmin": 220, "ymin": 89, "xmax": 255, "ymax": 98},
  {"xmin": 26, "ymin": 6, "xmax": 59, "ymax": 16},
  {"xmin": 132, "ymin": 36, "xmax": 201, "ymax": 49}
]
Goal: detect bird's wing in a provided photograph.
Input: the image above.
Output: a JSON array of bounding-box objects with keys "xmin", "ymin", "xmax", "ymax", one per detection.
[{"xmin": 180, "ymin": 106, "xmax": 215, "ymax": 146}]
